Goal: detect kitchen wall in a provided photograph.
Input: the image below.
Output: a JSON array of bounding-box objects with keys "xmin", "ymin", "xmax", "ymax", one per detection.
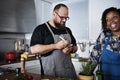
[
  {"xmin": 0, "ymin": 0, "xmax": 36, "ymax": 61},
  {"xmin": 0, "ymin": 0, "xmax": 36, "ymax": 33}
]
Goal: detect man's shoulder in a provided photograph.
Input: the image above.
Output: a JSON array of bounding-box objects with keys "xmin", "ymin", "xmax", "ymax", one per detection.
[
  {"xmin": 36, "ymin": 23, "xmax": 47, "ymax": 28},
  {"xmin": 65, "ymin": 27, "xmax": 70, "ymax": 29},
  {"xmin": 35, "ymin": 23, "xmax": 48, "ymax": 31},
  {"xmin": 65, "ymin": 27, "xmax": 72, "ymax": 33}
]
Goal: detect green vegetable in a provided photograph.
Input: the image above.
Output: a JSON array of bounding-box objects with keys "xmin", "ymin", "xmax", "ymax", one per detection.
[
  {"xmin": 79, "ymin": 61, "xmax": 96, "ymax": 76},
  {"xmin": 55, "ymin": 77, "xmax": 73, "ymax": 80},
  {"xmin": 14, "ymin": 73, "xmax": 27, "ymax": 80}
]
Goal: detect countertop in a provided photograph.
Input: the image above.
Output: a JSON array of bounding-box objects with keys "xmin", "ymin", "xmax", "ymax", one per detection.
[
  {"xmin": 71, "ymin": 57, "xmax": 89, "ymax": 62},
  {"xmin": 0, "ymin": 56, "xmax": 37, "ymax": 66},
  {"xmin": 0, "ymin": 72, "xmax": 80, "ymax": 80},
  {"xmin": 0, "ymin": 72, "xmax": 56, "ymax": 80},
  {"xmin": 0, "ymin": 56, "xmax": 87, "ymax": 80},
  {"xmin": 0, "ymin": 54, "xmax": 89, "ymax": 66}
]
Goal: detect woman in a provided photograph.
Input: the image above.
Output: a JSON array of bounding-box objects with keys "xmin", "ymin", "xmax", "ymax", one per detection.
[{"xmin": 91, "ymin": 7, "xmax": 120, "ymax": 80}]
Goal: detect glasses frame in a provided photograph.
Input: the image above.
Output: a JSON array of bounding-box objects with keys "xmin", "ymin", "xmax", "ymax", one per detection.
[{"xmin": 55, "ymin": 12, "xmax": 69, "ymax": 20}]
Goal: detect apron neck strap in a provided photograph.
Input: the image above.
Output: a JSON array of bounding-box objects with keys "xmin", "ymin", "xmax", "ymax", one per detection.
[{"xmin": 103, "ymin": 32, "xmax": 112, "ymax": 49}]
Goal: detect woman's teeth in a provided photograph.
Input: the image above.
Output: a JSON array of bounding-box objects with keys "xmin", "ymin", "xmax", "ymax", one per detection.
[{"xmin": 111, "ymin": 24, "xmax": 116, "ymax": 28}]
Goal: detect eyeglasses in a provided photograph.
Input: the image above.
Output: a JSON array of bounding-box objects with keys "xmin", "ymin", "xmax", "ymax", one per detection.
[{"xmin": 55, "ymin": 12, "xmax": 69, "ymax": 20}]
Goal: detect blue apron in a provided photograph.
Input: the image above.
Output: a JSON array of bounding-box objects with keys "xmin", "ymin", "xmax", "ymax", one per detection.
[{"xmin": 100, "ymin": 32, "xmax": 120, "ymax": 80}]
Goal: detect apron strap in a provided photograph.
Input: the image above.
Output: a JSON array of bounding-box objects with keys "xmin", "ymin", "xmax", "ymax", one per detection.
[
  {"xmin": 45, "ymin": 22, "xmax": 71, "ymax": 43},
  {"xmin": 45, "ymin": 22, "xmax": 55, "ymax": 40},
  {"xmin": 37, "ymin": 22, "xmax": 52, "ymax": 75},
  {"xmin": 99, "ymin": 32, "xmax": 112, "ymax": 62},
  {"xmin": 38, "ymin": 55, "xmax": 44, "ymax": 75},
  {"xmin": 38, "ymin": 22, "xmax": 55, "ymax": 75},
  {"xmin": 103, "ymin": 32, "xmax": 112, "ymax": 49}
]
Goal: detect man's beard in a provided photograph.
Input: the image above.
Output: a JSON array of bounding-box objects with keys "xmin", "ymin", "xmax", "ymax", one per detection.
[{"xmin": 54, "ymin": 21, "xmax": 65, "ymax": 29}]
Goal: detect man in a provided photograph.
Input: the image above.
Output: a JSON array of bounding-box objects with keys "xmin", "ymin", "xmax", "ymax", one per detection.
[{"xmin": 30, "ymin": 3, "xmax": 78, "ymax": 79}]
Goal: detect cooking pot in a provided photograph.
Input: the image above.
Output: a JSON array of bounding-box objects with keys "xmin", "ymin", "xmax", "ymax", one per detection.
[{"xmin": 5, "ymin": 52, "xmax": 16, "ymax": 61}]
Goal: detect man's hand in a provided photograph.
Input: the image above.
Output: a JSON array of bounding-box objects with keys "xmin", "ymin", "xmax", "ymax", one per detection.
[
  {"xmin": 62, "ymin": 44, "xmax": 73, "ymax": 54},
  {"xmin": 55, "ymin": 40, "xmax": 69, "ymax": 49}
]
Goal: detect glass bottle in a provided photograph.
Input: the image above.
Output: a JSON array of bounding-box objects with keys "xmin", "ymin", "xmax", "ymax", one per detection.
[
  {"xmin": 96, "ymin": 62, "xmax": 103, "ymax": 80},
  {"xmin": 14, "ymin": 61, "xmax": 27, "ymax": 80}
]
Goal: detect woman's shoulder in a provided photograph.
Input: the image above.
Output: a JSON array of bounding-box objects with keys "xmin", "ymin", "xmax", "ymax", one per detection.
[
  {"xmin": 98, "ymin": 31, "xmax": 111, "ymax": 38},
  {"xmin": 96, "ymin": 31, "xmax": 112, "ymax": 43}
]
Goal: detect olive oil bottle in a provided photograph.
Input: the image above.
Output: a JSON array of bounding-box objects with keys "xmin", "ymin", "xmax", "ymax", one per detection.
[{"xmin": 96, "ymin": 62, "xmax": 103, "ymax": 80}]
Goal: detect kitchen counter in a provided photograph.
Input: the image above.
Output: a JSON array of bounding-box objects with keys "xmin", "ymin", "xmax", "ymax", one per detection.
[
  {"xmin": 71, "ymin": 57, "xmax": 88, "ymax": 62},
  {"xmin": 0, "ymin": 66, "xmax": 80, "ymax": 80},
  {"xmin": 70, "ymin": 53, "xmax": 89, "ymax": 62},
  {"xmin": 0, "ymin": 55, "xmax": 37, "ymax": 66},
  {"xmin": 0, "ymin": 55, "xmax": 89, "ymax": 78},
  {"xmin": 0, "ymin": 72, "xmax": 56, "ymax": 80},
  {"xmin": 0, "ymin": 55, "xmax": 88, "ymax": 66},
  {"xmin": 0, "ymin": 72, "xmax": 80, "ymax": 80}
]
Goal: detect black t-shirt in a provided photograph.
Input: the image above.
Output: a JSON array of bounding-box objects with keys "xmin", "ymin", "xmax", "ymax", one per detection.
[{"xmin": 30, "ymin": 22, "xmax": 76, "ymax": 55}]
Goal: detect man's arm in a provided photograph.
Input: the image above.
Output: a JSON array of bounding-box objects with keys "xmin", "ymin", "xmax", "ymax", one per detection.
[{"xmin": 30, "ymin": 40, "xmax": 69, "ymax": 55}]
